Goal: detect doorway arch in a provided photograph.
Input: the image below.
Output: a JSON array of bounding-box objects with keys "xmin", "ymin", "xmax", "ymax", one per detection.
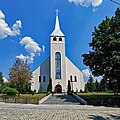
[{"xmin": 55, "ymin": 84, "xmax": 62, "ymax": 93}]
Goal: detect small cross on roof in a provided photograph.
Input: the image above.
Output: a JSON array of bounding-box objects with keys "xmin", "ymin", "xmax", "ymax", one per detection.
[{"xmin": 55, "ymin": 9, "xmax": 59, "ymax": 16}]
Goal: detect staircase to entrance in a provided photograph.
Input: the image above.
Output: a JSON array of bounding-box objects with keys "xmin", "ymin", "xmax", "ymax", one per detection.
[{"xmin": 42, "ymin": 93, "xmax": 81, "ymax": 105}]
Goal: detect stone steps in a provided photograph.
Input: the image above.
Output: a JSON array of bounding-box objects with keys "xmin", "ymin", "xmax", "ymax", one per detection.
[{"xmin": 42, "ymin": 94, "xmax": 81, "ymax": 105}]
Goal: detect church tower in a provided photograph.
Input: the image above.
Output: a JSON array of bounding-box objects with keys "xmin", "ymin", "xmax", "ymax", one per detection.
[{"xmin": 50, "ymin": 10, "xmax": 66, "ymax": 92}]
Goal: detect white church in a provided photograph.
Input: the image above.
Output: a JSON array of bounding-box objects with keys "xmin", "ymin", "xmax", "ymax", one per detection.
[{"xmin": 31, "ymin": 11, "xmax": 84, "ymax": 93}]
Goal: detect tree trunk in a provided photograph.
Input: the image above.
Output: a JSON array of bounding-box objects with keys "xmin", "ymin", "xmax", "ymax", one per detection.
[{"xmin": 18, "ymin": 92, "xmax": 21, "ymax": 97}]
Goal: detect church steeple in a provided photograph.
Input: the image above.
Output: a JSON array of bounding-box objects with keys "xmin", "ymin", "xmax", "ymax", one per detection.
[{"xmin": 50, "ymin": 9, "xmax": 64, "ymax": 37}]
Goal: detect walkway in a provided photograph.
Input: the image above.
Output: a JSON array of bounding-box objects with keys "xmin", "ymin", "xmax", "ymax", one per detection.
[
  {"xmin": 42, "ymin": 93, "xmax": 80, "ymax": 105},
  {"xmin": 0, "ymin": 103, "xmax": 120, "ymax": 120}
]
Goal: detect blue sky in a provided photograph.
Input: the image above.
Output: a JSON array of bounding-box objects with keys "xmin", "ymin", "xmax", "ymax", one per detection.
[{"xmin": 0, "ymin": 0, "xmax": 119, "ymax": 81}]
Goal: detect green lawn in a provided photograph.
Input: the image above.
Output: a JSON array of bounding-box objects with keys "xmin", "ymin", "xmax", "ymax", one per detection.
[
  {"xmin": 77, "ymin": 92, "xmax": 120, "ymax": 107},
  {"xmin": 77, "ymin": 92, "xmax": 119, "ymax": 99},
  {"xmin": 0, "ymin": 93, "xmax": 47, "ymax": 104},
  {"xmin": 0, "ymin": 94, "xmax": 3, "ymax": 102},
  {"xmin": 18, "ymin": 93, "xmax": 47, "ymax": 99}
]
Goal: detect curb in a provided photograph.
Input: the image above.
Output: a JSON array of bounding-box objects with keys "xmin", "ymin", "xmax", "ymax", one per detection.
[
  {"xmin": 72, "ymin": 93, "xmax": 87, "ymax": 105},
  {"xmin": 39, "ymin": 94, "xmax": 52, "ymax": 104}
]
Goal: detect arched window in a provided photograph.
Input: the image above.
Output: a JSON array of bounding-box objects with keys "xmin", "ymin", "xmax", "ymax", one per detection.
[
  {"xmin": 55, "ymin": 52, "xmax": 61, "ymax": 79},
  {"xmin": 59, "ymin": 37, "xmax": 62, "ymax": 41},
  {"xmin": 39, "ymin": 76, "xmax": 41, "ymax": 82},
  {"xmin": 43, "ymin": 76, "xmax": 46, "ymax": 82},
  {"xmin": 70, "ymin": 75, "xmax": 72, "ymax": 82},
  {"xmin": 74, "ymin": 76, "xmax": 77, "ymax": 82},
  {"xmin": 53, "ymin": 37, "xmax": 57, "ymax": 41}
]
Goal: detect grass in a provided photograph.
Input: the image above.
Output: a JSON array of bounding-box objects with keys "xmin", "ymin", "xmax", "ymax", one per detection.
[
  {"xmin": 77, "ymin": 92, "xmax": 120, "ymax": 107},
  {"xmin": 18, "ymin": 93, "xmax": 47, "ymax": 99},
  {"xmin": 77, "ymin": 92, "xmax": 120, "ymax": 99},
  {"xmin": 0, "ymin": 93, "xmax": 47, "ymax": 104},
  {"xmin": 0, "ymin": 94, "xmax": 3, "ymax": 102}
]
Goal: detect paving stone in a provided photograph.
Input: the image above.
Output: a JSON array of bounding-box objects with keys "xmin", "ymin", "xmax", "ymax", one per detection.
[{"xmin": 0, "ymin": 103, "xmax": 120, "ymax": 120}]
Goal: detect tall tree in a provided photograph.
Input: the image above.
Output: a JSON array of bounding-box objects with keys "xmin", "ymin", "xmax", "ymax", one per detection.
[
  {"xmin": 82, "ymin": 8, "xmax": 120, "ymax": 95},
  {"xmin": 8, "ymin": 59, "xmax": 32, "ymax": 95},
  {"xmin": 100, "ymin": 77, "xmax": 108, "ymax": 92},
  {"xmin": 95, "ymin": 80, "xmax": 100, "ymax": 92},
  {"xmin": 0, "ymin": 72, "xmax": 4, "ymax": 93},
  {"xmin": 67, "ymin": 80, "xmax": 71, "ymax": 94},
  {"xmin": 47, "ymin": 78, "xmax": 52, "ymax": 92},
  {"xmin": 0, "ymin": 72, "xmax": 4, "ymax": 85},
  {"xmin": 84, "ymin": 84, "xmax": 88, "ymax": 93},
  {"xmin": 87, "ymin": 75, "xmax": 95, "ymax": 92}
]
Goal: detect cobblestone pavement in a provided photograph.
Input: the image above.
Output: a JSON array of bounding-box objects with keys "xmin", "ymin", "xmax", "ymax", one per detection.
[
  {"xmin": 0, "ymin": 103, "xmax": 120, "ymax": 120},
  {"xmin": 42, "ymin": 94, "xmax": 80, "ymax": 105}
]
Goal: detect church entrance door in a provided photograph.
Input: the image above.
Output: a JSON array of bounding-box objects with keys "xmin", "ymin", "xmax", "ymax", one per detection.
[{"xmin": 56, "ymin": 84, "xmax": 62, "ymax": 93}]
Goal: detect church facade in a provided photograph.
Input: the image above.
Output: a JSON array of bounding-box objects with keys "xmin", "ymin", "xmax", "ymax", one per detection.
[{"xmin": 31, "ymin": 12, "xmax": 84, "ymax": 93}]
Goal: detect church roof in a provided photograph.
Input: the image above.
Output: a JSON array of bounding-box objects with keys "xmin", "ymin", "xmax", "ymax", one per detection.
[{"xmin": 50, "ymin": 10, "xmax": 65, "ymax": 37}]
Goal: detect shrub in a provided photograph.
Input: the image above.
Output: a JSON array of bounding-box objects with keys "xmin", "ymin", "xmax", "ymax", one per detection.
[
  {"xmin": 30, "ymin": 90, "xmax": 36, "ymax": 95},
  {"xmin": 47, "ymin": 78, "xmax": 52, "ymax": 92},
  {"xmin": 2, "ymin": 86, "xmax": 18, "ymax": 95}
]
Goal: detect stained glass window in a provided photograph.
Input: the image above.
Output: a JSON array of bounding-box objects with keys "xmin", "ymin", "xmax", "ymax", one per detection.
[{"xmin": 55, "ymin": 52, "xmax": 61, "ymax": 79}]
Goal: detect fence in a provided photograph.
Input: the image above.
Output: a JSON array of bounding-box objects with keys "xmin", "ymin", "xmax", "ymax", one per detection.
[
  {"xmin": 0, "ymin": 96, "xmax": 39, "ymax": 104},
  {"xmin": 87, "ymin": 99, "xmax": 120, "ymax": 107}
]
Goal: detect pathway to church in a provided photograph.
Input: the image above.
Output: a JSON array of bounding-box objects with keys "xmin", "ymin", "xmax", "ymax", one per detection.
[
  {"xmin": 42, "ymin": 93, "xmax": 81, "ymax": 105},
  {"xmin": 0, "ymin": 102, "xmax": 120, "ymax": 120}
]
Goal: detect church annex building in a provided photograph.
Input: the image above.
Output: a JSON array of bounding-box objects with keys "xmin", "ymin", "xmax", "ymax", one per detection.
[{"xmin": 31, "ymin": 12, "xmax": 85, "ymax": 93}]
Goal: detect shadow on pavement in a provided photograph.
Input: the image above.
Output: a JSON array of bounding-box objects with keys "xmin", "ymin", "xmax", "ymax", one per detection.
[{"xmin": 89, "ymin": 114, "xmax": 120, "ymax": 120}]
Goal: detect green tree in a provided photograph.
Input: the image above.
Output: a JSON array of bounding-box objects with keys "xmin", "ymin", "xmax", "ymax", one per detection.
[
  {"xmin": 100, "ymin": 77, "xmax": 108, "ymax": 92},
  {"xmin": 95, "ymin": 80, "xmax": 100, "ymax": 92},
  {"xmin": 82, "ymin": 8, "xmax": 120, "ymax": 95},
  {"xmin": 87, "ymin": 75, "xmax": 95, "ymax": 92},
  {"xmin": 8, "ymin": 59, "xmax": 32, "ymax": 96},
  {"xmin": 0, "ymin": 72, "xmax": 4, "ymax": 85},
  {"xmin": 0, "ymin": 72, "xmax": 4, "ymax": 93},
  {"xmin": 2, "ymin": 86, "xmax": 18, "ymax": 95},
  {"xmin": 47, "ymin": 78, "xmax": 52, "ymax": 92},
  {"xmin": 84, "ymin": 84, "xmax": 88, "ymax": 93},
  {"xmin": 67, "ymin": 80, "xmax": 71, "ymax": 94}
]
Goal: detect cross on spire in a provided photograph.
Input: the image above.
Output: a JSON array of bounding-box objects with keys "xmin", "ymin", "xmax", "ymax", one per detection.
[
  {"xmin": 55, "ymin": 9, "xmax": 59, "ymax": 16},
  {"xmin": 50, "ymin": 9, "xmax": 64, "ymax": 37}
]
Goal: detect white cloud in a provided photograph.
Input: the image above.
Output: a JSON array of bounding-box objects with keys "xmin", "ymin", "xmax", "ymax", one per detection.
[
  {"xmin": 82, "ymin": 69, "xmax": 103, "ymax": 83},
  {"xmin": 16, "ymin": 37, "xmax": 43, "ymax": 63},
  {"xmin": 68, "ymin": 0, "xmax": 103, "ymax": 7},
  {"xmin": 16, "ymin": 54, "xmax": 35, "ymax": 64},
  {"xmin": 3, "ymin": 77, "xmax": 8, "ymax": 82},
  {"xmin": 16, "ymin": 54, "xmax": 28, "ymax": 61},
  {"xmin": 20, "ymin": 37, "xmax": 41, "ymax": 54},
  {"xmin": 82, "ymin": 69, "xmax": 91, "ymax": 77},
  {"xmin": 42, "ymin": 45, "xmax": 45, "ymax": 52},
  {"xmin": 0, "ymin": 10, "xmax": 22, "ymax": 39},
  {"xmin": 11, "ymin": 20, "xmax": 22, "ymax": 36},
  {"xmin": 94, "ymin": 76, "xmax": 103, "ymax": 82}
]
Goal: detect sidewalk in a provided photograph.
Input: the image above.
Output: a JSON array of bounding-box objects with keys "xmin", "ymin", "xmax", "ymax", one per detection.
[{"xmin": 0, "ymin": 103, "xmax": 120, "ymax": 120}]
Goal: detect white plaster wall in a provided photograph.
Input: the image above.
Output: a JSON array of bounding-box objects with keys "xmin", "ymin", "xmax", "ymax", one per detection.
[
  {"xmin": 31, "ymin": 66, "xmax": 40, "ymax": 92},
  {"xmin": 50, "ymin": 36, "xmax": 67, "ymax": 92},
  {"xmin": 32, "ymin": 36, "xmax": 85, "ymax": 93},
  {"xmin": 31, "ymin": 57, "xmax": 50, "ymax": 92},
  {"xmin": 39, "ymin": 57, "xmax": 50, "ymax": 92},
  {"xmin": 66, "ymin": 57, "xmax": 85, "ymax": 92}
]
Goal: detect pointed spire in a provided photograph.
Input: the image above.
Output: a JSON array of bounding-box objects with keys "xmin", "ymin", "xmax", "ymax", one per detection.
[
  {"xmin": 50, "ymin": 9, "xmax": 64, "ymax": 37},
  {"xmin": 56, "ymin": 9, "xmax": 59, "ymax": 16}
]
